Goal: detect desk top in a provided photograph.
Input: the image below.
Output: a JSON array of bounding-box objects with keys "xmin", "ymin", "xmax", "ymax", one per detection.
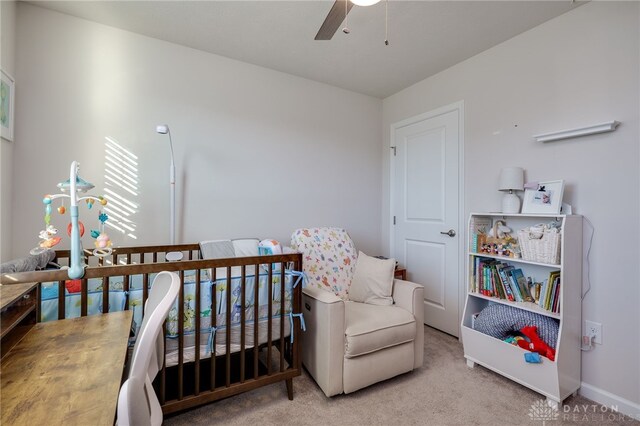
[
  {"xmin": 1, "ymin": 310, "xmax": 133, "ymax": 426},
  {"xmin": 0, "ymin": 282, "xmax": 38, "ymax": 311}
]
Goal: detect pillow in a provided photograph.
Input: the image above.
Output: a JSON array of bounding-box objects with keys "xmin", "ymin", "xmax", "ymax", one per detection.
[
  {"xmin": 258, "ymin": 239, "xmax": 283, "ymax": 272},
  {"xmin": 349, "ymin": 252, "xmax": 395, "ymax": 306},
  {"xmin": 232, "ymin": 238, "xmax": 260, "ymax": 257},
  {"xmin": 200, "ymin": 240, "xmax": 235, "ymax": 259}
]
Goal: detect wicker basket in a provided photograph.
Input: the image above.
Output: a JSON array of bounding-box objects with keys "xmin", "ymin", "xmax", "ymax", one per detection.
[{"xmin": 517, "ymin": 228, "xmax": 561, "ymax": 264}]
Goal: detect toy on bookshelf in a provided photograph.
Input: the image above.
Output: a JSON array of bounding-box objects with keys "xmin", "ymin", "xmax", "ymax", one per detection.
[{"xmin": 472, "ymin": 218, "xmax": 521, "ymax": 259}]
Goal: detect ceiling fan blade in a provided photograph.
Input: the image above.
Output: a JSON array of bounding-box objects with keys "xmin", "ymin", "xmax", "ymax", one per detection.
[{"xmin": 315, "ymin": 0, "xmax": 354, "ymax": 40}]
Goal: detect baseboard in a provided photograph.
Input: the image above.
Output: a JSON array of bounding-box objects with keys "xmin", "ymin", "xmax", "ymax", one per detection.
[{"xmin": 579, "ymin": 382, "xmax": 640, "ymax": 420}]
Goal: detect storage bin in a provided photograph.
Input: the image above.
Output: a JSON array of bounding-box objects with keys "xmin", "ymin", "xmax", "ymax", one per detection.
[{"xmin": 517, "ymin": 228, "xmax": 561, "ymax": 264}]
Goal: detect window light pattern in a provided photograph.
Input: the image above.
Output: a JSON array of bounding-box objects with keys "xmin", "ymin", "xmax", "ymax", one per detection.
[{"xmin": 104, "ymin": 137, "xmax": 139, "ymax": 241}]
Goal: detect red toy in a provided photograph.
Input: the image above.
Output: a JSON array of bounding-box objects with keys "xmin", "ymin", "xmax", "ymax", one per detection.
[
  {"xmin": 65, "ymin": 279, "xmax": 82, "ymax": 293},
  {"xmin": 517, "ymin": 325, "xmax": 556, "ymax": 361}
]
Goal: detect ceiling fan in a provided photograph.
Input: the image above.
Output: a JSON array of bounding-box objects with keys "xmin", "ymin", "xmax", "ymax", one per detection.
[{"xmin": 315, "ymin": 0, "xmax": 382, "ymax": 40}]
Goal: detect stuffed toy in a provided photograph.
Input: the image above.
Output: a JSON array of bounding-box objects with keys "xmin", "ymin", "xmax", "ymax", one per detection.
[{"xmin": 517, "ymin": 325, "xmax": 556, "ymax": 361}]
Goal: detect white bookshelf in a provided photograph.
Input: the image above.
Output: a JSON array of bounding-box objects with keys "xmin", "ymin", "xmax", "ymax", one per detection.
[{"xmin": 461, "ymin": 213, "xmax": 583, "ymax": 406}]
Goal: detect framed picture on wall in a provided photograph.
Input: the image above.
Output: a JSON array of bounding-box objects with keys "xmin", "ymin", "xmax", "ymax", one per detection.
[
  {"xmin": 1, "ymin": 70, "xmax": 15, "ymax": 142},
  {"xmin": 521, "ymin": 180, "xmax": 564, "ymax": 214}
]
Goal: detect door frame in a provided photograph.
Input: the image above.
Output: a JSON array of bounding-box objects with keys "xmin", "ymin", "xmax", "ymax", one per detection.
[{"xmin": 389, "ymin": 100, "xmax": 465, "ymax": 336}]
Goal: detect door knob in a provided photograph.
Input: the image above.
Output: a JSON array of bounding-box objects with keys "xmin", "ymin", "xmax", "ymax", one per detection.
[{"xmin": 440, "ymin": 229, "xmax": 456, "ymax": 237}]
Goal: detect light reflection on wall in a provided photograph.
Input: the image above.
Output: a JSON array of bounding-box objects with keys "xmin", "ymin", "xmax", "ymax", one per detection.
[{"xmin": 104, "ymin": 137, "xmax": 138, "ymax": 240}]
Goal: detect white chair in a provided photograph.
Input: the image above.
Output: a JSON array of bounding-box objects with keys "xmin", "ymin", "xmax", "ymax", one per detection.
[{"xmin": 117, "ymin": 271, "xmax": 180, "ymax": 426}]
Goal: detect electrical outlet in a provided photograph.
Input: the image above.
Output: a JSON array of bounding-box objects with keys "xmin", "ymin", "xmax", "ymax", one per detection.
[{"xmin": 585, "ymin": 320, "xmax": 602, "ymax": 345}]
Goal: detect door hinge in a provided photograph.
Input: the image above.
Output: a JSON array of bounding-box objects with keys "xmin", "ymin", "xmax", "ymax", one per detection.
[
  {"xmin": 393, "ymin": 216, "xmax": 396, "ymax": 225},
  {"xmin": 390, "ymin": 146, "xmax": 396, "ymax": 156}
]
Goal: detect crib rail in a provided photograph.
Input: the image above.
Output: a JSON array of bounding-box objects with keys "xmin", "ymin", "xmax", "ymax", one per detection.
[
  {"xmin": 0, "ymin": 246, "xmax": 303, "ymax": 415},
  {"xmin": 52, "ymin": 243, "xmax": 202, "ymax": 267}
]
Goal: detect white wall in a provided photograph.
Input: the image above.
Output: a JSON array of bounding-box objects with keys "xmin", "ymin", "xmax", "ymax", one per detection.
[
  {"xmin": 0, "ymin": 0, "xmax": 16, "ymax": 261},
  {"xmin": 10, "ymin": 3, "xmax": 382, "ymax": 259},
  {"xmin": 383, "ymin": 2, "xmax": 639, "ymax": 411}
]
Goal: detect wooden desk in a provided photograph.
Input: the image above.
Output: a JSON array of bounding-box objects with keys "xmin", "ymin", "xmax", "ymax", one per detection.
[
  {"xmin": 1, "ymin": 310, "xmax": 133, "ymax": 426},
  {"xmin": 1, "ymin": 282, "xmax": 38, "ymax": 358}
]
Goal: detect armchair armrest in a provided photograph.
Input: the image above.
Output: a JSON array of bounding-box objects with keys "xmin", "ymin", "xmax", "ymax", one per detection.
[
  {"xmin": 303, "ymin": 286, "xmax": 342, "ymax": 304},
  {"xmin": 301, "ymin": 287, "xmax": 345, "ymax": 397},
  {"xmin": 392, "ymin": 279, "xmax": 424, "ymax": 369}
]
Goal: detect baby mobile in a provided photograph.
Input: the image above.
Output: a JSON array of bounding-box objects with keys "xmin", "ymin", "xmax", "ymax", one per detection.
[{"xmin": 30, "ymin": 161, "xmax": 112, "ymax": 279}]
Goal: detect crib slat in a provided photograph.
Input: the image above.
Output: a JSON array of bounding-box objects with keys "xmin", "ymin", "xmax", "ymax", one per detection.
[
  {"xmin": 211, "ymin": 267, "xmax": 217, "ymax": 391},
  {"xmin": 178, "ymin": 270, "xmax": 184, "ymax": 401},
  {"xmin": 280, "ymin": 264, "xmax": 285, "ymax": 372},
  {"xmin": 240, "ymin": 265, "xmax": 246, "ymax": 383},
  {"xmin": 102, "ymin": 276, "xmax": 109, "ymax": 313},
  {"xmin": 293, "ymin": 258, "xmax": 302, "ymax": 372},
  {"xmin": 124, "ymin": 274, "xmax": 130, "ymax": 312},
  {"xmin": 142, "ymin": 273, "xmax": 149, "ymax": 316},
  {"xmin": 81, "ymin": 279, "xmax": 88, "ymax": 317},
  {"xmin": 57, "ymin": 281, "xmax": 65, "ymax": 320},
  {"xmin": 225, "ymin": 266, "xmax": 231, "ymax": 388},
  {"xmin": 160, "ymin": 321, "xmax": 166, "ymax": 405},
  {"xmin": 267, "ymin": 262, "xmax": 273, "ymax": 375},
  {"xmin": 35, "ymin": 283, "xmax": 41, "ymax": 323},
  {"xmin": 254, "ymin": 264, "xmax": 259, "ymax": 380},
  {"xmin": 194, "ymin": 269, "xmax": 201, "ymax": 395}
]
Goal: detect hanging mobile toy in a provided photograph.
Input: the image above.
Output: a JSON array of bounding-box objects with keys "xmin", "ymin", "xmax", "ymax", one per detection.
[
  {"xmin": 30, "ymin": 196, "xmax": 62, "ymax": 255},
  {"xmin": 92, "ymin": 210, "xmax": 112, "ymax": 257},
  {"xmin": 31, "ymin": 161, "xmax": 107, "ymax": 279}
]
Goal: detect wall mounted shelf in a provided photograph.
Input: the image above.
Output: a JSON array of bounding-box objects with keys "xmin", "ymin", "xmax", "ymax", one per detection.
[{"xmin": 533, "ymin": 120, "xmax": 620, "ymax": 143}]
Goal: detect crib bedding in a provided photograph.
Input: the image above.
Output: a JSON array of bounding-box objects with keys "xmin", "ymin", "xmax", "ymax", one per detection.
[
  {"xmin": 40, "ymin": 268, "xmax": 297, "ymax": 363},
  {"xmin": 164, "ymin": 316, "xmax": 291, "ymax": 367}
]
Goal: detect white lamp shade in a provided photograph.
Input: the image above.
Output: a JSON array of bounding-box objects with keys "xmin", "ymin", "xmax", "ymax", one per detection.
[{"xmin": 498, "ymin": 167, "xmax": 524, "ymax": 191}]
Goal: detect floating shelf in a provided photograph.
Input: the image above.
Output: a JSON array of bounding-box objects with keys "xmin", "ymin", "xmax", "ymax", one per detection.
[{"xmin": 533, "ymin": 120, "xmax": 620, "ymax": 143}]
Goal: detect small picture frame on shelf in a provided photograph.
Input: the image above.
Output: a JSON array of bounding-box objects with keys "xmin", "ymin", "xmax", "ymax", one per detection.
[{"xmin": 521, "ymin": 180, "xmax": 564, "ymax": 214}]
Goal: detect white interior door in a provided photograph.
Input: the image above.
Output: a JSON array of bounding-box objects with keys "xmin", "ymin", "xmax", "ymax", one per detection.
[{"xmin": 391, "ymin": 105, "xmax": 461, "ymax": 337}]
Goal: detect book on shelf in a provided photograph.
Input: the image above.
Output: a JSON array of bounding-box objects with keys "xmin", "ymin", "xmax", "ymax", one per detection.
[
  {"xmin": 539, "ymin": 270, "xmax": 560, "ymax": 312},
  {"xmin": 470, "ymin": 256, "xmax": 561, "ymax": 313},
  {"xmin": 496, "ymin": 263, "xmax": 516, "ymax": 302},
  {"xmin": 469, "ymin": 216, "xmax": 492, "ymax": 253},
  {"xmin": 510, "ymin": 268, "xmax": 533, "ymax": 302},
  {"xmin": 552, "ymin": 279, "xmax": 561, "ymax": 313}
]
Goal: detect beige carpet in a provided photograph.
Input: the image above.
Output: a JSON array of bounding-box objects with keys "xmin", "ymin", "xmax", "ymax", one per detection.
[{"xmin": 165, "ymin": 326, "xmax": 638, "ymax": 425}]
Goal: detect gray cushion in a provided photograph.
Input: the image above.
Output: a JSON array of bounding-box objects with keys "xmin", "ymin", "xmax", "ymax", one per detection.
[
  {"xmin": 473, "ymin": 304, "xmax": 559, "ymax": 348},
  {"xmin": 1, "ymin": 250, "xmax": 56, "ymax": 274}
]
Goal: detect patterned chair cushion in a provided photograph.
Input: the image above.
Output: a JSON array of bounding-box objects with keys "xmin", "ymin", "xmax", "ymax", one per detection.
[{"xmin": 290, "ymin": 228, "xmax": 358, "ymax": 300}]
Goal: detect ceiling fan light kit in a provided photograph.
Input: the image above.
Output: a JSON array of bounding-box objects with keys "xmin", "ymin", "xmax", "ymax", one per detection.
[
  {"xmin": 316, "ymin": 0, "xmax": 389, "ymax": 44},
  {"xmin": 351, "ymin": 0, "xmax": 381, "ymax": 6}
]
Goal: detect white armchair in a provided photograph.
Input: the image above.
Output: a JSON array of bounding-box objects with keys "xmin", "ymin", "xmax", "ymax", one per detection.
[{"xmin": 291, "ymin": 228, "xmax": 424, "ymax": 397}]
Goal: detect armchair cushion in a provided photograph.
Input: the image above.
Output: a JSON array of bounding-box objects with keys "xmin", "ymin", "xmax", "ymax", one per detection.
[
  {"xmin": 349, "ymin": 252, "xmax": 395, "ymax": 306},
  {"xmin": 344, "ymin": 301, "xmax": 416, "ymax": 358}
]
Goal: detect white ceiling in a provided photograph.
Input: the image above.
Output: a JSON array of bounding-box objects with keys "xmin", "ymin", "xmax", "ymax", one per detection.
[{"xmin": 26, "ymin": 1, "xmax": 583, "ymax": 98}]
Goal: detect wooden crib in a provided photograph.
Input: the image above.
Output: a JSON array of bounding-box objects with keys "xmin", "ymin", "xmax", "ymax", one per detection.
[{"xmin": 0, "ymin": 244, "xmax": 304, "ymax": 415}]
